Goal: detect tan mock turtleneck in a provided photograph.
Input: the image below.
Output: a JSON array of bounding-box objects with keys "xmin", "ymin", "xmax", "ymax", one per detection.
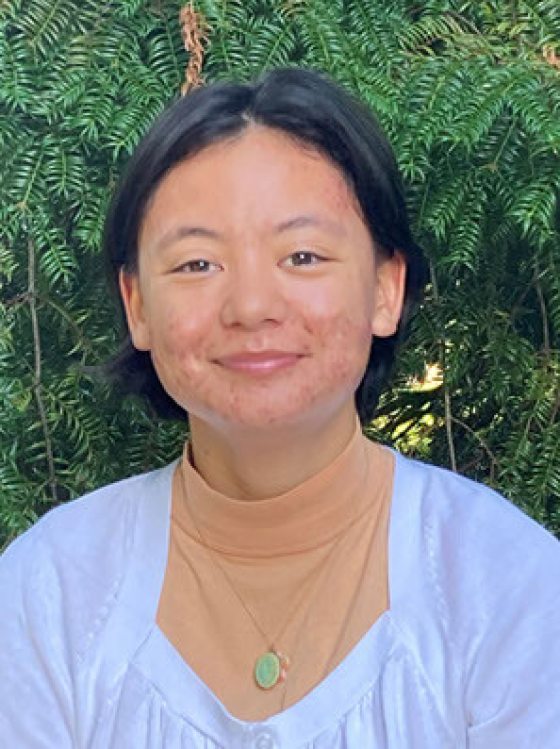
[{"xmin": 156, "ymin": 423, "xmax": 393, "ymax": 721}]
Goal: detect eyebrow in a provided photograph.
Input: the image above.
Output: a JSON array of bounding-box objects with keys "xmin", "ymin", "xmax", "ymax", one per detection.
[
  {"xmin": 275, "ymin": 214, "xmax": 345, "ymax": 235},
  {"xmin": 153, "ymin": 213, "xmax": 345, "ymax": 252},
  {"xmin": 155, "ymin": 226, "xmax": 220, "ymax": 248}
]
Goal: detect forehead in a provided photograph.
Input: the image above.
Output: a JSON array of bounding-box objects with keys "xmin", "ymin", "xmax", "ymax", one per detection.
[{"xmin": 142, "ymin": 125, "xmax": 365, "ymax": 234}]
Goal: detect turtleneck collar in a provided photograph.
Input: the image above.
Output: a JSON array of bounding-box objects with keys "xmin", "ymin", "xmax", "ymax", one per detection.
[{"xmin": 175, "ymin": 420, "xmax": 391, "ymax": 557}]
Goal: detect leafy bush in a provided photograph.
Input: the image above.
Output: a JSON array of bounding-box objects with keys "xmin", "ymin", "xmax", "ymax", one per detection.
[{"xmin": 1, "ymin": 0, "xmax": 558, "ymax": 546}]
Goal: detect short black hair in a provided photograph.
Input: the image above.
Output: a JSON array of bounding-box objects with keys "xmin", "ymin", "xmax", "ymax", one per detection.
[{"xmin": 103, "ymin": 66, "xmax": 427, "ymax": 425}]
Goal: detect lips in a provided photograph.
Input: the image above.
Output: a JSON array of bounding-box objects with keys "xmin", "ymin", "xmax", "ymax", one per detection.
[{"xmin": 216, "ymin": 351, "xmax": 304, "ymax": 374}]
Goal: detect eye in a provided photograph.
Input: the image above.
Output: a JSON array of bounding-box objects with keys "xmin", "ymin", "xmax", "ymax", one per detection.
[
  {"xmin": 176, "ymin": 259, "xmax": 221, "ymax": 274},
  {"xmin": 283, "ymin": 250, "xmax": 326, "ymax": 267}
]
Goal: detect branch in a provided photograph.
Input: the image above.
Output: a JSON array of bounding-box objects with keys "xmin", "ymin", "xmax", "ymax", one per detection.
[
  {"xmin": 445, "ymin": 10, "xmax": 484, "ymax": 38},
  {"xmin": 429, "ymin": 261, "xmax": 457, "ymax": 471},
  {"xmin": 38, "ymin": 293, "xmax": 95, "ymax": 357},
  {"xmin": 3, "ymin": 291, "xmax": 31, "ymax": 308},
  {"xmin": 450, "ymin": 416, "xmax": 498, "ymax": 482},
  {"xmin": 28, "ymin": 236, "xmax": 59, "ymax": 502},
  {"xmin": 549, "ymin": 388, "xmax": 560, "ymax": 427},
  {"xmin": 534, "ymin": 276, "xmax": 550, "ymax": 356},
  {"xmin": 443, "ymin": 389, "xmax": 457, "ymax": 471},
  {"xmin": 179, "ymin": 2, "xmax": 210, "ymax": 95}
]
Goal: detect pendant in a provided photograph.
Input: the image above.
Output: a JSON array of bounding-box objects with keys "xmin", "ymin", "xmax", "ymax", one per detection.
[{"xmin": 254, "ymin": 650, "xmax": 290, "ymax": 689}]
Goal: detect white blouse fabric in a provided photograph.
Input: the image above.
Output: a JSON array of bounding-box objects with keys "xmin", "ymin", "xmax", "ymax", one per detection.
[{"xmin": 1, "ymin": 450, "xmax": 559, "ymax": 749}]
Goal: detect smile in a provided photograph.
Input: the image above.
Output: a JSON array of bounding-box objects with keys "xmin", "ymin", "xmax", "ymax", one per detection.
[{"xmin": 216, "ymin": 352, "xmax": 304, "ymax": 375}]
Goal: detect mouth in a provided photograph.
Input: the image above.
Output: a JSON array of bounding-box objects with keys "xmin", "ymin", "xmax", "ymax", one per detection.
[{"xmin": 215, "ymin": 351, "xmax": 304, "ymax": 375}]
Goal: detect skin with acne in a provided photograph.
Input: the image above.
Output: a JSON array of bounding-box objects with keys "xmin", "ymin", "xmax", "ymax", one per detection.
[{"xmin": 120, "ymin": 124, "xmax": 405, "ymax": 497}]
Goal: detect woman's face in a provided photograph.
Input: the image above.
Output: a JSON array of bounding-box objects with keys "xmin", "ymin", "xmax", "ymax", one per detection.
[{"xmin": 120, "ymin": 125, "xmax": 405, "ymax": 431}]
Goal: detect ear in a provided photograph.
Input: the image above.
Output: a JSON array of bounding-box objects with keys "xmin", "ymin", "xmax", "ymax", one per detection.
[
  {"xmin": 370, "ymin": 251, "xmax": 407, "ymax": 338},
  {"xmin": 119, "ymin": 269, "xmax": 151, "ymax": 351}
]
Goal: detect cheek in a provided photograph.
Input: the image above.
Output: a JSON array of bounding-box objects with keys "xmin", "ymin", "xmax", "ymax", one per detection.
[
  {"xmin": 313, "ymin": 311, "xmax": 373, "ymax": 381},
  {"xmin": 145, "ymin": 279, "xmax": 375, "ymax": 424},
  {"xmin": 150, "ymin": 308, "xmax": 213, "ymax": 386},
  {"xmin": 301, "ymin": 279, "xmax": 374, "ymax": 357},
  {"xmin": 161, "ymin": 304, "xmax": 210, "ymax": 350}
]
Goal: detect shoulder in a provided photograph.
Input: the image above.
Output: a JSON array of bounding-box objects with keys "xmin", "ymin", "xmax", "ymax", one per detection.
[
  {"xmin": 392, "ymin": 451, "xmax": 559, "ymax": 575},
  {"xmin": 3, "ymin": 465, "xmax": 172, "ymax": 572},
  {"xmin": 390, "ymin": 453, "xmax": 560, "ymax": 735},
  {"xmin": 0, "ymin": 465, "xmax": 174, "ymax": 743},
  {"xmin": 390, "ymin": 451, "xmax": 560, "ymax": 654},
  {"xmin": 0, "ymin": 464, "xmax": 175, "ymax": 655},
  {"xmin": 389, "ymin": 451, "xmax": 560, "ymax": 644}
]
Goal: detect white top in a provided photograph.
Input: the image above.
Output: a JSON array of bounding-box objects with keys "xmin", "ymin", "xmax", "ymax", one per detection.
[{"xmin": 1, "ymin": 450, "xmax": 559, "ymax": 748}]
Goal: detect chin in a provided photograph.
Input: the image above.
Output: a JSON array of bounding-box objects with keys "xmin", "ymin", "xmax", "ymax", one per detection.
[
  {"xmin": 208, "ymin": 404, "xmax": 313, "ymax": 431},
  {"xmin": 163, "ymin": 366, "xmax": 362, "ymax": 432},
  {"xmin": 187, "ymin": 390, "xmax": 354, "ymax": 434}
]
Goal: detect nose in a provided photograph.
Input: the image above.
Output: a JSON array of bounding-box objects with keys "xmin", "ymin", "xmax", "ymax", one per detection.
[{"xmin": 220, "ymin": 258, "xmax": 288, "ymax": 330}]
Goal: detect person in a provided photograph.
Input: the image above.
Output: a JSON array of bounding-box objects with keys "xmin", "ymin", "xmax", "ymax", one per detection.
[{"xmin": 1, "ymin": 66, "xmax": 559, "ymax": 749}]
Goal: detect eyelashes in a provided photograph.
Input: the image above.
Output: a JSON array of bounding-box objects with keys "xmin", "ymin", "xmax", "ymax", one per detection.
[
  {"xmin": 173, "ymin": 249, "xmax": 328, "ymax": 275},
  {"xmin": 176, "ymin": 259, "xmax": 222, "ymax": 274},
  {"xmin": 282, "ymin": 250, "xmax": 327, "ymax": 267}
]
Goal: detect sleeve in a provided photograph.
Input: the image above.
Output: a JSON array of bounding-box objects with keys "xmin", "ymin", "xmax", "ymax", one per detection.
[
  {"xmin": 0, "ymin": 528, "xmax": 75, "ymax": 747},
  {"xmin": 464, "ymin": 523, "xmax": 560, "ymax": 748}
]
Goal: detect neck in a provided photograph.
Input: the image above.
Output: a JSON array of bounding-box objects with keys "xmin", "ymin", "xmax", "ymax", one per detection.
[{"xmin": 188, "ymin": 407, "xmax": 359, "ymax": 501}]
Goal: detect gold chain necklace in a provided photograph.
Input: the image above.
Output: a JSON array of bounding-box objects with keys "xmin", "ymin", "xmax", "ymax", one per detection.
[{"xmin": 178, "ymin": 456, "xmax": 350, "ymax": 695}]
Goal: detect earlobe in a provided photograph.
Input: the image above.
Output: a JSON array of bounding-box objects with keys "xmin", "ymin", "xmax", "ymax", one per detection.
[
  {"xmin": 118, "ymin": 269, "xmax": 151, "ymax": 351},
  {"xmin": 370, "ymin": 251, "xmax": 407, "ymax": 338}
]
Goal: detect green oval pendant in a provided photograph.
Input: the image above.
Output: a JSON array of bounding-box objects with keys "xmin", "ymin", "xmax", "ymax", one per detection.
[{"xmin": 254, "ymin": 651, "xmax": 281, "ymax": 689}]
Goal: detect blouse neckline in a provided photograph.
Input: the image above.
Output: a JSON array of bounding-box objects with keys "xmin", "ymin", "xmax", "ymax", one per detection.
[{"xmin": 121, "ymin": 444, "xmax": 418, "ymax": 745}]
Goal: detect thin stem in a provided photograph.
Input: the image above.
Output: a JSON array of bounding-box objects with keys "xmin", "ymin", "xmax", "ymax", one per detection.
[
  {"xmin": 493, "ymin": 116, "xmax": 516, "ymax": 168},
  {"xmin": 443, "ymin": 389, "xmax": 457, "ymax": 471},
  {"xmin": 38, "ymin": 293, "xmax": 94, "ymax": 356},
  {"xmin": 28, "ymin": 236, "xmax": 59, "ymax": 502},
  {"xmin": 450, "ymin": 416, "xmax": 498, "ymax": 482},
  {"xmin": 3, "ymin": 292, "xmax": 30, "ymax": 307},
  {"xmin": 429, "ymin": 261, "xmax": 457, "ymax": 472},
  {"xmin": 534, "ymin": 277, "xmax": 550, "ymax": 355}
]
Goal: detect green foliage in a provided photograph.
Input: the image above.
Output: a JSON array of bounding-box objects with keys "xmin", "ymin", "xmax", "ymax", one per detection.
[
  {"xmin": 0, "ymin": 0, "xmax": 188, "ymax": 545},
  {"xmin": 1, "ymin": 0, "xmax": 559, "ymax": 546}
]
